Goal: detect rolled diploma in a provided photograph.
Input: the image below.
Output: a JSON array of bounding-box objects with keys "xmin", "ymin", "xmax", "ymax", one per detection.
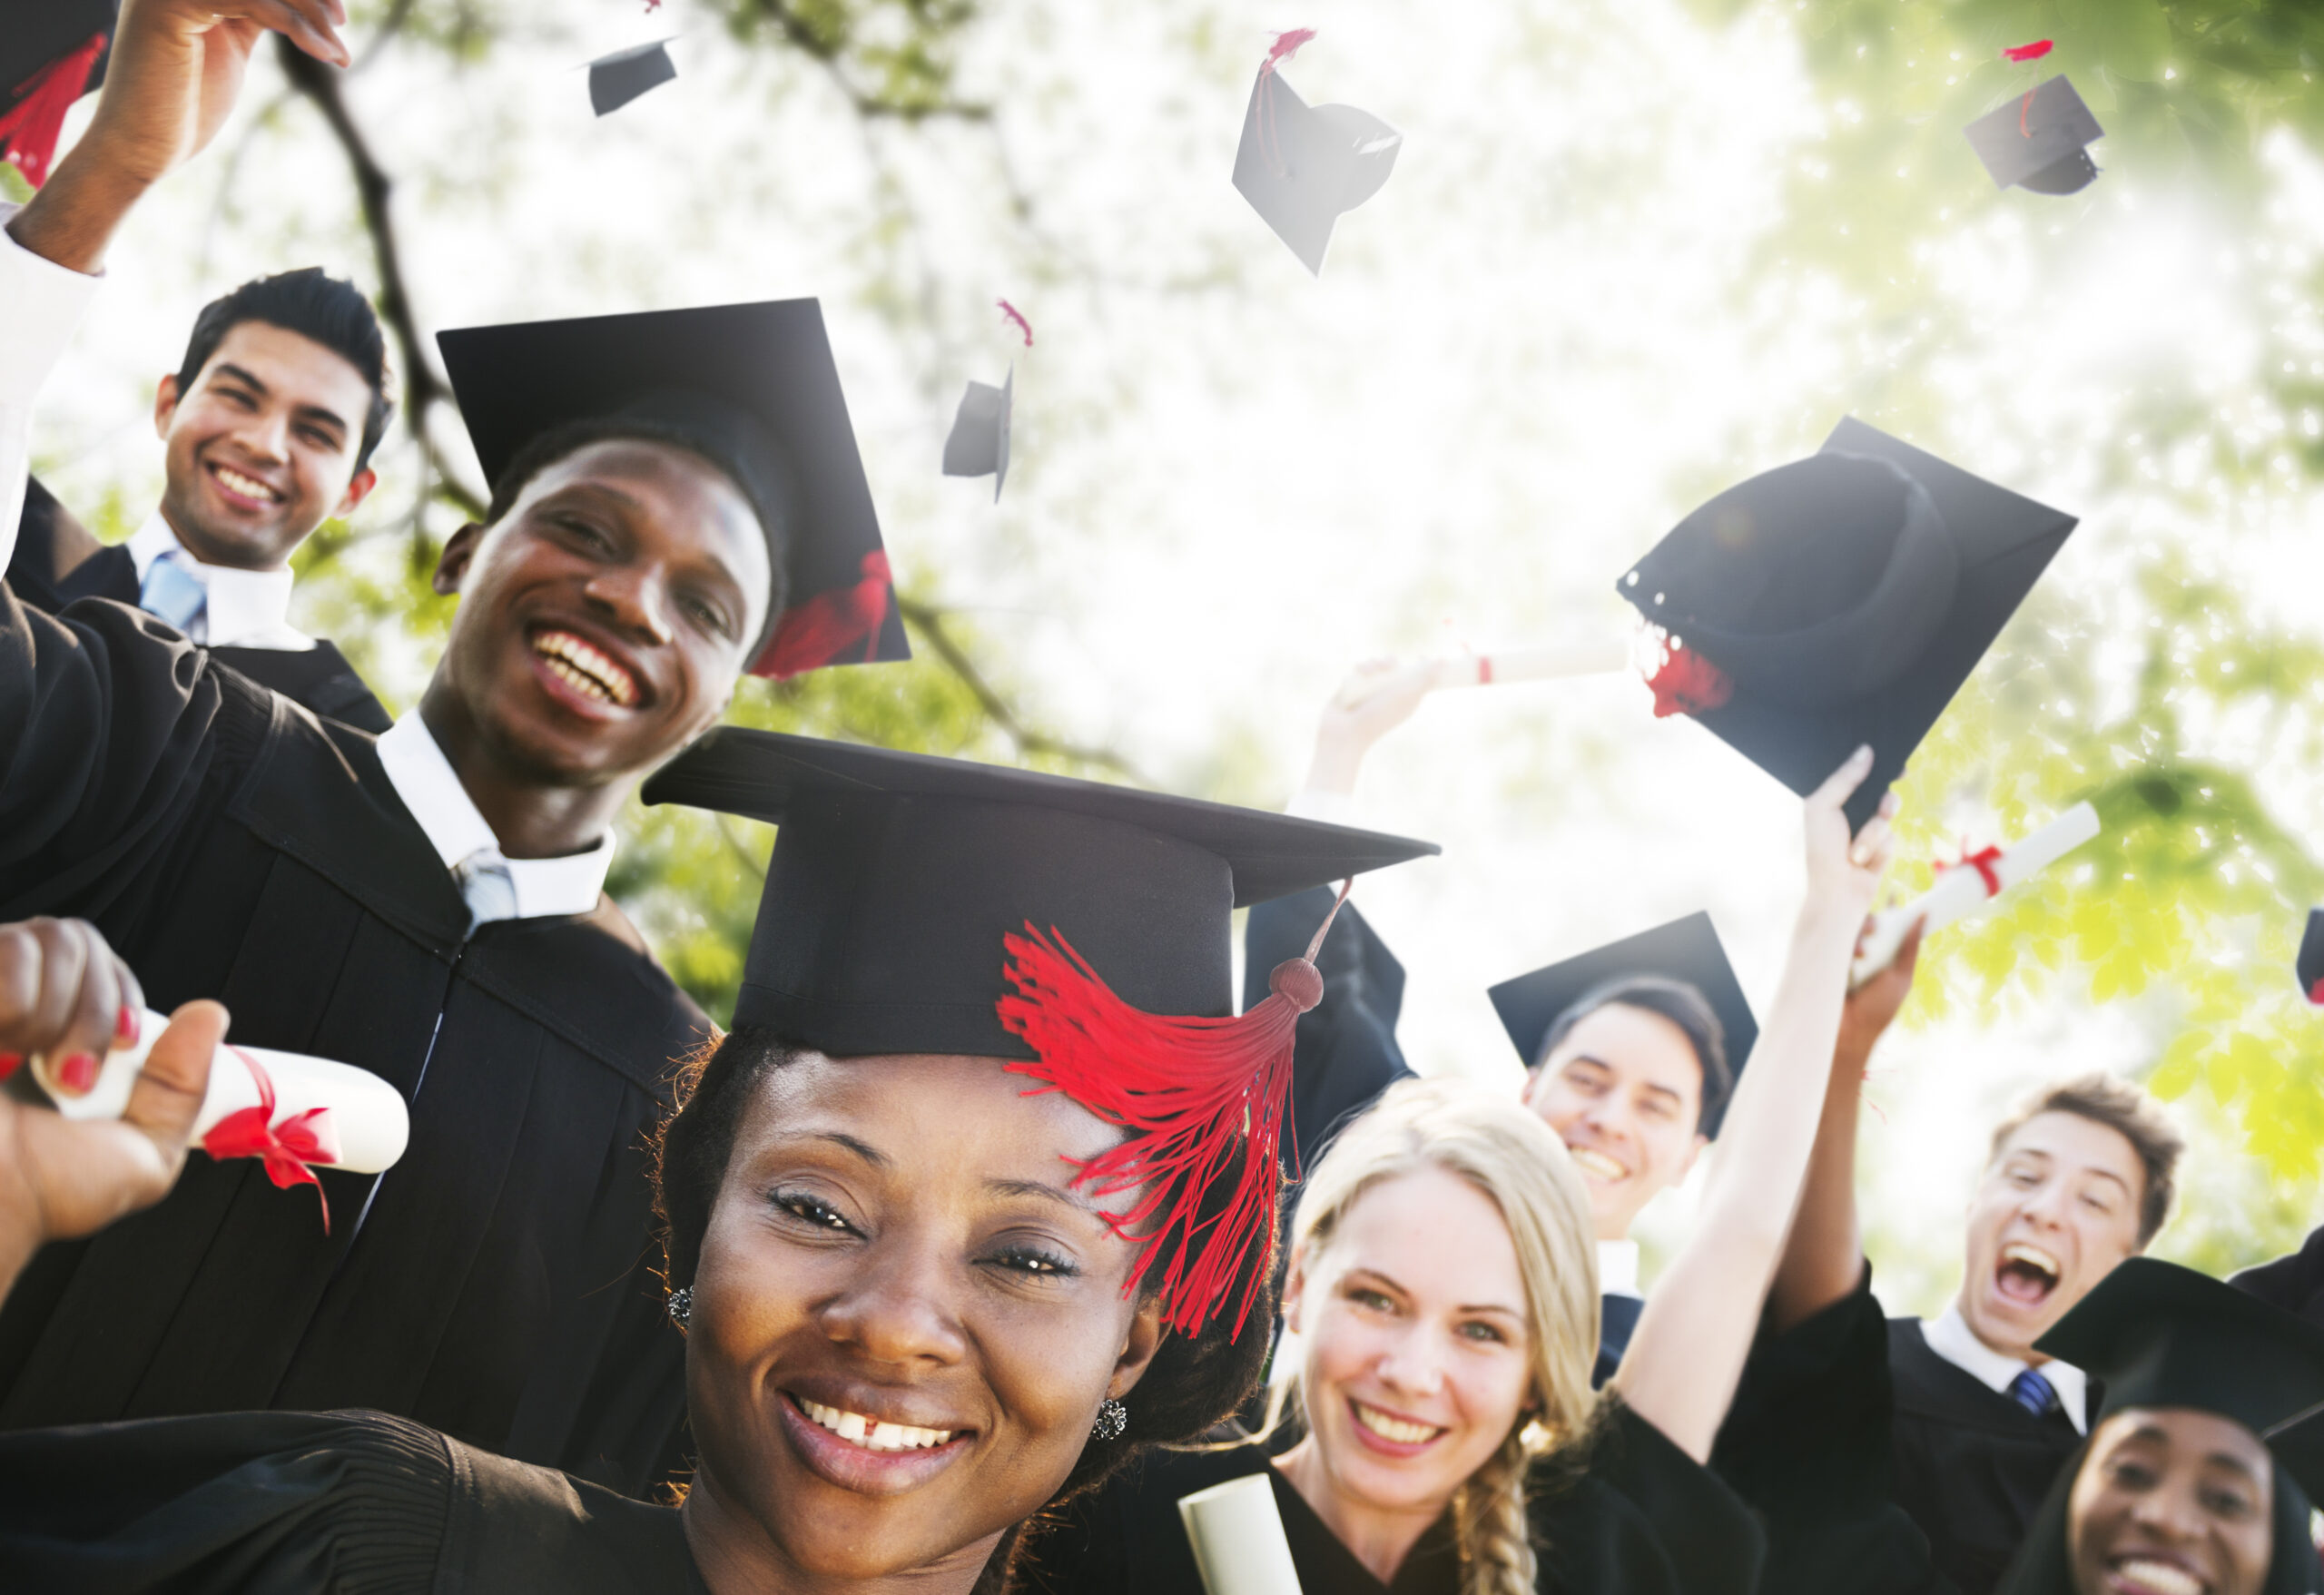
[
  {"xmin": 1850, "ymin": 802, "xmax": 2102, "ymax": 989},
  {"xmin": 40, "ymin": 1010, "xmax": 410, "ymax": 1174},
  {"xmin": 1178, "ymin": 1473, "xmax": 1305, "ymax": 1595},
  {"xmin": 1428, "ymin": 637, "xmax": 1630, "ymax": 689}
]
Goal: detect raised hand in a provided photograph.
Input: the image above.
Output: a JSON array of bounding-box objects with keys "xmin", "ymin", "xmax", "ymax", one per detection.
[
  {"xmin": 1803, "ymin": 745, "xmax": 1899, "ymax": 923},
  {"xmin": 1302, "ymin": 657, "xmax": 1433, "ymax": 797}
]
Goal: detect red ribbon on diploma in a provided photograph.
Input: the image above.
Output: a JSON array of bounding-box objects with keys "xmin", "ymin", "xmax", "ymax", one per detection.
[
  {"xmin": 1938, "ymin": 842, "xmax": 2005, "ymax": 898},
  {"xmin": 202, "ymin": 1048, "xmax": 342, "ymax": 1232}
]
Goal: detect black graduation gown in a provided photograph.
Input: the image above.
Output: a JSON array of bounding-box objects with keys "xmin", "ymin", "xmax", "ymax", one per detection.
[
  {"xmin": 1594, "ymin": 1295, "xmax": 1642, "ymax": 1390},
  {"xmin": 0, "ymin": 579, "xmax": 704, "ymax": 1496},
  {"xmin": 9, "ymin": 476, "xmax": 393, "ymax": 733},
  {"xmin": 1020, "ymin": 1403, "xmax": 1767, "ymax": 1595},
  {"xmin": 0, "ymin": 1408, "xmax": 706, "ymax": 1593}
]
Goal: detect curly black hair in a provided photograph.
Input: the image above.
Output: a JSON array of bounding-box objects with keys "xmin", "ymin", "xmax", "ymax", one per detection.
[{"xmin": 650, "ymin": 1026, "xmax": 1278, "ymax": 1588}]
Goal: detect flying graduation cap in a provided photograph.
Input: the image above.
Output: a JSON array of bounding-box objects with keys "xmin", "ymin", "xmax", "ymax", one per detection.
[
  {"xmin": 438, "ymin": 299, "xmax": 908, "ymax": 679},
  {"xmin": 642, "ymin": 728, "xmax": 1439, "ymax": 1334},
  {"xmin": 941, "ymin": 366, "xmax": 1012, "ymax": 499},
  {"xmin": 2299, "ymin": 909, "xmax": 2324, "ymax": 1005},
  {"xmin": 1231, "ymin": 34, "xmax": 1403, "ymax": 275},
  {"xmin": 588, "ymin": 39, "xmax": 677, "ymax": 116},
  {"xmin": 1487, "ymin": 911, "xmax": 1757, "ymax": 1137},
  {"xmin": 1618, "ymin": 418, "xmax": 2078, "ymax": 832},
  {"xmin": 0, "ymin": 0, "xmax": 115, "ymax": 189},
  {"xmin": 1965, "ymin": 75, "xmax": 2104, "ymax": 195}
]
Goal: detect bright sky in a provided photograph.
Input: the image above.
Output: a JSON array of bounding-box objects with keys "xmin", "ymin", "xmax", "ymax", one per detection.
[{"xmin": 28, "ymin": 0, "xmax": 2324, "ymax": 1309}]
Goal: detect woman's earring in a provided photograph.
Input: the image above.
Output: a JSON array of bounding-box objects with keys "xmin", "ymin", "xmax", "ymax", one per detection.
[
  {"xmin": 1091, "ymin": 1398, "xmax": 1128, "ymax": 1441},
  {"xmin": 667, "ymin": 1286, "xmax": 693, "ymax": 1329}
]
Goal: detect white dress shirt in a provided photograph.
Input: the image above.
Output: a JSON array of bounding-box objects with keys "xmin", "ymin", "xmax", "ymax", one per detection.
[
  {"xmin": 1921, "ymin": 1300, "xmax": 2091, "ymax": 1434},
  {"xmin": 375, "ymin": 712, "xmax": 615, "ymax": 921},
  {"xmin": 1598, "ymin": 1237, "xmax": 1644, "ymax": 1300},
  {"xmin": 0, "ymin": 202, "xmax": 103, "ymax": 576},
  {"xmin": 126, "ymin": 512, "xmax": 314, "ymax": 650}
]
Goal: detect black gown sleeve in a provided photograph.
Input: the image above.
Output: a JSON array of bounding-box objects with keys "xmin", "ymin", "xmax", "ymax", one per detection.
[
  {"xmin": 0, "ymin": 1409, "xmax": 453, "ymax": 1592},
  {"xmin": 1532, "ymin": 1402, "xmax": 1766, "ymax": 1595}
]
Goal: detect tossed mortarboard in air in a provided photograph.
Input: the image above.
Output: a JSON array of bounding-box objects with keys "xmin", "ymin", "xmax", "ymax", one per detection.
[
  {"xmin": 941, "ymin": 366, "xmax": 1012, "ymax": 500},
  {"xmin": 1965, "ymin": 75, "xmax": 2103, "ymax": 195},
  {"xmin": 1487, "ymin": 911, "xmax": 1757, "ymax": 1137},
  {"xmin": 588, "ymin": 39, "xmax": 677, "ymax": 116},
  {"xmin": 1231, "ymin": 33, "xmax": 1403, "ymax": 276},
  {"xmin": 1618, "ymin": 417, "xmax": 2078, "ymax": 832},
  {"xmin": 438, "ymin": 300, "xmax": 908, "ymax": 679},
  {"xmin": 0, "ymin": 0, "xmax": 116, "ymax": 189},
  {"xmin": 642, "ymin": 728, "xmax": 1439, "ymax": 1334},
  {"xmin": 2299, "ymin": 909, "xmax": 2324, "ymax": 1005}
]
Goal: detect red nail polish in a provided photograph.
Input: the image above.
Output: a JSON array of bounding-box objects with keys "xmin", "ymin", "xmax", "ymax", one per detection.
[
  {"xmin": 117, "ymin": 1006, "xmax": 140, "ymax": 1046},
  {"xmin": 0, "ymin": 1054, "xmax": 19, "ymax": 1080},
  {"xmin": 60, "ymin": 1053, "xmax": 99, "ymax": 1094}
]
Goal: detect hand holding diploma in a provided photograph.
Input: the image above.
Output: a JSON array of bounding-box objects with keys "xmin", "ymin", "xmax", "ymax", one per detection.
[
  {"xmin": 1178, "ymin": 1474, "xmax": 1306, "ymax": 1595},
  {"xmin": 1848, "ymin": 802, "xmax": 2102, "ymax": 989}
]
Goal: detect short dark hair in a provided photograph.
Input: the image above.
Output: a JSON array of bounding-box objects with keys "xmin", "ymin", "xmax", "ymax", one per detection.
[
  {"xmin": 651, "ymin": 1029, "xmax": 1272, "ymax": 1523},
  {"xmin": 1986, "ymin": 1072, "xmax": 2185, "ymax": 1247},
  {"xmin": 1532, "ymin": 975, "xmax": 1733, "ymax": 1134},
  {"xmin": 175, "ymin": 268, "xmax": 394, "ymax": 472}
]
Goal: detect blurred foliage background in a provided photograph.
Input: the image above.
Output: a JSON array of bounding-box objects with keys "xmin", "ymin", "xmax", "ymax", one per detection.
[{"xmin": 19, "ymin": 0, "xmax": 2324, "ymax": 1305}]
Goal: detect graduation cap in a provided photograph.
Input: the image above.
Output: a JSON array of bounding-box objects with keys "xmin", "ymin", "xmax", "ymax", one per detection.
[
  {"xmin": 941, "ymin": 366, "xmax": 1012, "ymax": 500},
  {"xmin": 438, "ymin": 300, "xmax": 907, "ymax": 680},
  {"xmin": 1965, "ymin": 75, "xmax": 2103, "ymax": 195},
  {"xmin": 1618, "ymin": 418, "xmax": 2078, "ymax": 832},
  {"xmin": 1486, "ymin": 912, "xmax": 1757, "ymax": 1137},
  {"xmin": 588, "ymin": 40, "xmax": 677, "ymax": 116},
  {"xmin": 0, "ymin": 0, "xmax": 116, "ymax": 189},
  {"xmin": 641, "ymin": 729, "xmax": 1439, "ymax": 1334},
  {"xmin": 2299, "ymin": 909, "xmax": 2324, "ymax": 1005},
  {"xmin": 1231, "ymin": 50, "xmax": 1403, "ymax": 275}
]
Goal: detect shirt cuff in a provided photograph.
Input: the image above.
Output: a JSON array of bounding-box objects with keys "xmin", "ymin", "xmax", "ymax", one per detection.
[
  {"xmin": 0, "ymin": 201, "xmax": 102, "ymax": 407},
  {"xmin": 1285, "ymin": 788, "xmax": 1355, "ymax": 826}
]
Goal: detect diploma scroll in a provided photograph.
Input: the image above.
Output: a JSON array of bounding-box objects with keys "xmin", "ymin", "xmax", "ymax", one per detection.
[
  {"xmin": 1849, "ymin": 802, "xmax": 2102, "ymax": 989},
  {"xmin": 1424, "ymin": 638, "xmax": 1631, "ymax": 690},
  {"xmin": 40, "ymin": 1010, "xmax": 410, "ymax": 1175},
  {"xmin": 1178, "ymin": 1473, "xmax": 1306, "ymax": 1595}
]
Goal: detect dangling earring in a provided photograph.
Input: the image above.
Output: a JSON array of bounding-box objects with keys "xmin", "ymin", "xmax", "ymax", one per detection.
[
  {"xmin": 1091, "ymin": 1398, "xmax": 1128, "ymax": 1441},
  {"xmin": 667, "ymin": 1285, "xmax": 693, "ymax": 1329}
]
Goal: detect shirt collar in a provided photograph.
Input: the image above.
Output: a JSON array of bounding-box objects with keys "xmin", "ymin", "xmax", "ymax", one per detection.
[
  {"xmin": 1597, "ymin": 1238, "xmax": 1643, "ymax": 1299},
  {"xmin": 126, "ymin": 511, "xmax": 312, "ymax": 651},
  {"xmin": 1925, "ymin": 1301, "xmax": 2090, "ymax": 1435},
  {"xmin": 375, "ymin": 712, "xmax": 615, "ymax": 921}
]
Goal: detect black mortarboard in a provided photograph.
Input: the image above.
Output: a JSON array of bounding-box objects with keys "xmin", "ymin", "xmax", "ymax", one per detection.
[
  {"xmin": 1965, "ymin": 75, "xmax": 2103, "ymax": 195},
  {"xmin": 1231, "ymin": 59, "xmax": 1402, "ymax": 276},
  {"xmin": 642, "ymin": 728, "xmax": 1437, "ymax": 1058},
  {"xmin": 438, "ymin": 300, "xmax": 907, "ymax": 678},
  {"xmin": 588, "ymin": 40, "xmax": 677, "ymax": 117},
  {"xmin": 1619, "ymin": 417, "xmax": 2077, "ymax": 832},
  {"xmin": 1486, "ymin": 912, "xmax": 1757, "ymax": 1137},
  {"xmin": 941, "ymin": 366, "xmax": 1012, "ymax": 500},
  {"xmin": 0, "ymin": 0, "xmax": 116, "ymax": 189},
  {"xmin": 2299, "ymin": 909, "xmax": 2324, "ymax": 1005}
]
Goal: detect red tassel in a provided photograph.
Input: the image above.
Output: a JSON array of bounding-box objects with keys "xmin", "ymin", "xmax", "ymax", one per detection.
[
  {"xmin": 0, "ymin": 34, "xmax": 106, "ymax": 191},
  {"xmin": 2309, "ymin": 977, "xmax": 2323, "ymax": 1007},
  {"xmin": 753, "ymin": 552, "xmax": 892, "ymax": 680},
  {"xmin": 997, "ymin": 883, "xmax": 1352, "ymax": 1338},
  {"xmin": 201, "ymin": 1047, "xmax": 339, "ymax": 1233},
  {"xmin": 998, "ymin": 299, "xmax": 1034, "ymax": 348},
  {"xmin": 2001, "ymin": 40, "xmax": 2053, "ymax": 64},
  {"xmin": 1263, "ymin": 28, "xmax": 1316, "ymax": 74},
  {"xmin": 1639, "ymin": 628, "xmax": 1734, "ymax": 719}
]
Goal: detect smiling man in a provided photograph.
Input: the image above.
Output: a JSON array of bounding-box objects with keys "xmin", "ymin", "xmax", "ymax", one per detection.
[{"xmin": 0, "ymin": 0, "xmax": 899, "ymax": 1497}]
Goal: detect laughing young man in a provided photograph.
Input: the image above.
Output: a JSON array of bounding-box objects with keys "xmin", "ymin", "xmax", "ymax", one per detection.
[{"xmin": 0, "ymin": 0, "xmax": 900, "ymax": 1495}]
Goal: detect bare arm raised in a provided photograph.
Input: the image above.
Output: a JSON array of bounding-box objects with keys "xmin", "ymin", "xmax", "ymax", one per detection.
[{"xmin": 1609, "ymin": 746, "xmax": 1896, "ymax": 1460}]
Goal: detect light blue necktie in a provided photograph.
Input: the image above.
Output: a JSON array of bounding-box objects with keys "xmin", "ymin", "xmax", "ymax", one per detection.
[
  {"xmin": 2007, "ymin": 1367, "xmax": 2059, "ymax": 1419},
  {"xmin": 140, "ymin": 556, "xmax": 208, "ymax": 635},
  {"xmin": 454, "ymin": 854, "xmax": 519, "ymax": 934}
]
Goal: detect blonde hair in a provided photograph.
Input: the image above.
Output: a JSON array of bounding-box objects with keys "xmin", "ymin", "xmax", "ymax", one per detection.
[{"xmin": 1266, "ymin": 1078, "xmax": 1602, "ymax": 1595}]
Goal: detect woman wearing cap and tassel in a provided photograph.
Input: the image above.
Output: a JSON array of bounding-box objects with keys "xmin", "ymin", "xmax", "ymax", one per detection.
[
  {"xmin": 0, "ymin": 730, "xmax": 1440, "ymax": 1593},
  {"xmin": 1023, "ymin": 744, "xmax": 1902, "ymax": 1595}
]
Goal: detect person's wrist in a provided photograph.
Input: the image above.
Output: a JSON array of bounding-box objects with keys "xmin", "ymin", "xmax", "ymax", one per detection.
[{"xmin": 1302, "ymin": 728, "xmax": 1364, "ymax": 798}]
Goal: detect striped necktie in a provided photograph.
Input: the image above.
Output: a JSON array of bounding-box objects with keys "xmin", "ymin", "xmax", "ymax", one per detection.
[{"xmin": 2007, "ymin": 1367, "xmax": 2059, "ymax": 1419}]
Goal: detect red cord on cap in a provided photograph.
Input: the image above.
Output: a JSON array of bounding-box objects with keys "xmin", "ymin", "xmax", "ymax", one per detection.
[
  {"xmin": 2001, "ymin": 40, "xmax": 2053, "ymax": 63},
  {"xmin": 202, "ymin": 1048, "xmax": 341, "ymax": 1232},
  {"xmin": 0, "ymin": 34, "xmax": 106, "ymax": 190},
  {"xmin": 999, "ymin": 300, "xmax": 1034, "ymax": 348},
  {"xmin": 753, "ymin": 552, "xmax": 892, "ymax": 680},
  {"xmin": 998, "ymin": 882, "xmax": 1353, "ymax": 1338}
]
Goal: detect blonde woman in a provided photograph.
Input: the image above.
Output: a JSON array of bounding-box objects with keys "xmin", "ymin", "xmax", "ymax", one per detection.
[{"xmin": 1026, "ymin": 748, "xmax": 1895, "ymax": 1594}]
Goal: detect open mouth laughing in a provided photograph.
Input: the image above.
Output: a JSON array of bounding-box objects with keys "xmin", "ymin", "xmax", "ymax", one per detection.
[
  {"xmin": 1995, "ymin": 1240, "xmax": 2063, "ymax": 1308},
  {"xmin": 207, "ymin": 461, "xmax": 283, "ymax": 508},
  {"xmin": 530, "ymin": 628, "xmax": 640, "ymax": 708},
  {"xmin": 1566, "ymin": 1145, "xmax": 1629, "ymax": 1186},
  {"xmin": 2104, "ymin": 1554, "xmax": 2207, "ymax": 1595}
]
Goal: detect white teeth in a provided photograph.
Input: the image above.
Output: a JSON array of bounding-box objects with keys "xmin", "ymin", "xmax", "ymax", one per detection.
[
  {"xmin": 2002, "ymin": 1242, "xmax": 2062, "ymax": 1280},
  {"xmin": 2115, "ymin": 1560, "xmax": 2202, "ymax": 1595},
  {"xmin": 1353, "ymin": 1401, "xmax": 1442, "ymax": 1445},
  {"xmin": 1568, "ymin": 1147, "xmax": 1628, "ymax": 1183},
  {"xmin": 212, "ymin": 466, "xmax": 280, "ymax": 502},
  {"xmin": 797, "ymin": 1398, "xmax": 955, "ymax": 1452},
  {"xmin": 532, "ymin": 632, "xmax": 637, "ymax": 707}
]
